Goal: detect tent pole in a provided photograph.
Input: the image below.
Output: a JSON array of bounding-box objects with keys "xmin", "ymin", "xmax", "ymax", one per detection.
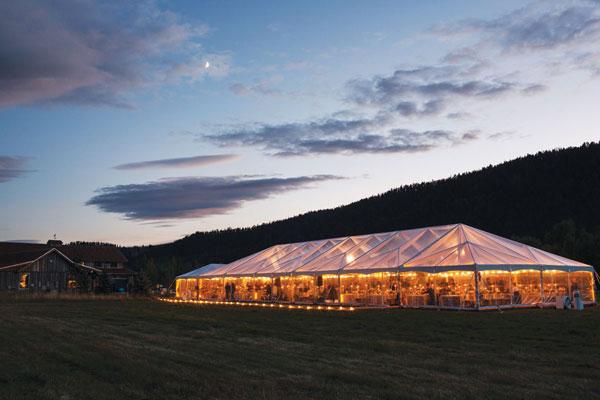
[
  {"xmin": 338, "ymin": 272, "xmax": 341, "ymax": 304},
  {"xmin": 271, "ymin": 276, "xmax": 274, "ymax": 302},
  {"xmin": 509, "ymin": 269, "xmax": 513, "ymax": 308},
  {"xmin": 593, "ymin": 270, "xmax": 599, "ymax": 303},
  {"xmin": 539, "ymin": 268, "xmax": 544, "ymax": 307},
  {"xmin": 567, "ymin": 270, "xmax": 572, "ymax": 299},
  {"xmin": 474, "ymin": 268, "xmax": 480, "ymax": 310},
  {"xmin": 314, "ymin": 274, "xmax": 318, "ymax": 305}
]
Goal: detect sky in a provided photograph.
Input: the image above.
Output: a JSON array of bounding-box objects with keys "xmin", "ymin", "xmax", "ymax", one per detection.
[{"xmin": 1, "ymin": 0, "xmax": 600, "ymax": 246}]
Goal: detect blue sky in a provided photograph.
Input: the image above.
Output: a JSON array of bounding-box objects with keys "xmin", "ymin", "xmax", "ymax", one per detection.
[{"xmin": 1, "ymin": 0, "xmax": 600, "ymax": 245}]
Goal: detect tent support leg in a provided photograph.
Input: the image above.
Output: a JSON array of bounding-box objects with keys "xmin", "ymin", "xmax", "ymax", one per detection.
[
  {"xmin": 539, "ymin": 269, "xmax": 544, "ymax": 307},
  {"xmin": 338, "ymin": 273, "xmax": 341, "ymax": 304},
  {"xmin": 474, "ymin": 269, "xmax": 480, "ymax": 311}
]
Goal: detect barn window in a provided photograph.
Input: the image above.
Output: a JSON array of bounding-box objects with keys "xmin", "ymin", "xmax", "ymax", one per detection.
[
  {"xmin": 68, "ymin": 279, "xmax": 77, "ymax": 289},
  {"xmin": 19, "ymin": 273, "xmax": 29, "ymax": 289}
]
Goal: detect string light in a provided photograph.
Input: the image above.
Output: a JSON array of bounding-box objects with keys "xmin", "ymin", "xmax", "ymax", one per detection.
[{"xmin": 158, "ymin": 298, "xmax": 356, "ymax": 311}]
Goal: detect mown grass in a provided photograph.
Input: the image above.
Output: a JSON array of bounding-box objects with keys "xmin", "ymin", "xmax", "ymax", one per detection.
[{"xmin": 0, "ymin": 298, "xmax": 599, "ymax": 400}]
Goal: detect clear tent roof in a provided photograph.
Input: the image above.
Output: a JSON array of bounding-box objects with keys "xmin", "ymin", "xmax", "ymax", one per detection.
[
  {"xmin": 191, "ymin": 224, "xmax": 592, "ymax": 278},
  {"xmin": 177, "ymin": 263, "xmax": 225, "ymax": 279}
]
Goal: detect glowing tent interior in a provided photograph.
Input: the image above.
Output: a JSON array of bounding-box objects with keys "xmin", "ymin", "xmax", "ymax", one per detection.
[{"xmin": 175, "ymin": 224, "xmax": 597, "ymax": 309}]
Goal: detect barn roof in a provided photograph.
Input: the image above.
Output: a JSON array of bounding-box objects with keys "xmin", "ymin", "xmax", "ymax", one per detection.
[
  {"xmin": 0, "ymin": 242, "xmax": 127, "ymax": 265},
  {"xmin": 0, "ymin": 241, "xmax": 126, "ymax": 270},
  {"xmin": 0, "ymin": 247, "xmax": 101, "ymax": 272},
  {"xmin": 0, "ymin": 248, "xmax": 51, "ymax": 268}
]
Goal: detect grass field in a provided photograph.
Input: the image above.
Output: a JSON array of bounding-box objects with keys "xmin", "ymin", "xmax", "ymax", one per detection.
[{"xmin": 0, "ymin": 298, "xmax": 599, "ymax": 400}]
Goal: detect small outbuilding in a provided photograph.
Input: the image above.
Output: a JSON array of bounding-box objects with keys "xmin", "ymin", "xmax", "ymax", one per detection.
[{"xmin": 175, "ymin": 224, "xmax": 597, "ymax": 309}]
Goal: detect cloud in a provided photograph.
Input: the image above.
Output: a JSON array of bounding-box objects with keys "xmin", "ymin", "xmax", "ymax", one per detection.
[
  {"xmin": 426, "ymin": 1, "xmax": 600, "ymax": 85},
  {"xmin": 432, "ymin": 2, "xmax": 600, "ymax": 49},
  {"xmin": 345, "ymin": 64, "xmax": 523, "ymax": 117},
  {"xmin": 478, "ymin": 2, "xmax": 600, "ymax": 51},
  {"xmin": 446, "ymin": 112, "xmax": 472, "ymax": 120},
  {"xmin": 0, "ymin": 1, "xmax": 228, "ymax": 109},
  {"xmin": 229, "ymin": 83, "xmax": 279, "ymax": 96},
  {"xmin": 86, "ymin": 175, "xmax": 343, "ymax": 220},
  {"xmin": 0, "ymin": 156, "xmax": 30, "ymax": 183},
  {"xmin": 572, "ymin": 51, "xmax": 600, "ymax": 76},
  {"xmin": 521, "ymin": 83, "xmax": 548, "ymax": 95},
  {"xmin": 395, "ymin": 100, "xmax": 444, "ymax": 117},
  {"xmin": 202, "ymin": 115, "xmax": 479, "ymax": 156},
  {"xmin": 113, "ymin": 154, "xmax": 239, "ymax": 170},
  {"xmin": 487, "ymin": 131, "xmax": 520, "ymax": 141},
  {"xmin": 432, "ymin": 2, "xmax": 600, "ymax": 74},
  {"xmin": 229, "ymin": 75, "xmax": 284, "ymax": 96}
]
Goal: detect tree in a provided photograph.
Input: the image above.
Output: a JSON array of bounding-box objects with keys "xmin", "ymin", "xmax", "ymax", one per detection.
[
  {"xmin": 145, "ymin": 258, "xmax": 159, "ymax": 285},
  {"xmin": 77, "ymin": 271, "xmax": 92, "ymax": 293},
  {"xmin": 135, "ymin": 269, "xmax": 153, "ymax": 295},
  {"xmin": 97, "ymin": 273, "xmax": 112, "ymax": 294}
]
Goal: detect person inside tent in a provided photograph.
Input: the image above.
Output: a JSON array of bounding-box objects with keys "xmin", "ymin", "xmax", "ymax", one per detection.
[
  {"xmin": 563, "ymin": 294, "xmax": 572, "ymax": 310},
  {"xmin": 572, "ymin": 284, "xmax": 584, "ymax": 310},
  {"xmin": 326, "ymin": 284, "xmax": 337, "ymax": 303},
  {"xmin": 265, "ymin": 283, "xmax": 272, "ymax": 300},
  {"xmin": 424, "ymin": 283, "xmax": 436, "ymax": 306},
  {"xmin": 512, "ymin": 289, "xmax": 522, "ymax": 305},
  {"xmin": 225, "ymin": 282, "xmax": 231, "ymax": 301}
]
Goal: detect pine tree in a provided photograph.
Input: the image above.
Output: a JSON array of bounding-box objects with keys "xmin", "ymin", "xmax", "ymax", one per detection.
[
  {"xmin": 145, "ymin": 258, "xmax": 159, "ymax": 285},
  {"xmin": 97, "ymin": 273, "xmax": 112, "ymax": 293},
  {"xmin": 136, "ymin": 269, "xmax": 153, "ymax": 295}
]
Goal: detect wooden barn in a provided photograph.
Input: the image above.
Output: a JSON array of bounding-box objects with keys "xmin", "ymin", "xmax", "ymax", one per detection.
[
  {"xmin": 0, "ymin": 240, "xmax": 135, "ymax": 293},
  {"xmin": 0, "ymin": 244, "xmax": 101, "ymax": 292}
]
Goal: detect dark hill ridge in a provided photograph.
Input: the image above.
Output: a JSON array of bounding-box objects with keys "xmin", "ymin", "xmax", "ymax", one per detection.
[{"xmin": 125, "ymin": 141, "xmax": 600, "ymax": 283}]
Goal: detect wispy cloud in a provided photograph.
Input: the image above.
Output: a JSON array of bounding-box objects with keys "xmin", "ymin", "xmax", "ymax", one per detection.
[
  {"xmin": 202, "ymin": 115, "xmax": 480, "ymax": 157},
  {"xmin": 487, "ymin": 131, "xmax": 527, "ymax": 141},
  {"xmin": 0, "ymin": 1, "xmax": 229, "ymax": 109},
  {"xmin": 86, "ymin": 175, "xmax": 344, "ymax": 220},
  {"xmin": 431, "ymin": 1, "xmax": 600, "ymax": 75},
  {"xmin": 345, "ymin": 63, "xmax": 530, "ymax": 118},
  {"xmin": 434, "ymin": 1, "xmax": 600, "ymax": 51},
  {"xmin": 113, "ymin": 154, "xmax": 239, "ymax": 170},
  {"xmin": 229, "ymin": 75, "xmax": 285, "ymax": 96},
  {"xmin": 0, "ymin": 156, "xmax": 30, "ymax": 183}
]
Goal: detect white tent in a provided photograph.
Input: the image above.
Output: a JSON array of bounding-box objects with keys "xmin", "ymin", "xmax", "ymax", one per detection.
[
  {"xmin": 177, "ymin": 263, "xmax": 224, "ymax": 279},
  {"xmin": 176, "ymin": 224, "xmax": 596, "ymax": 309}
]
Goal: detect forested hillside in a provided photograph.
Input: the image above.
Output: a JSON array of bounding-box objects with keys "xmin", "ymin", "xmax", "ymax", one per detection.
[{"xmin": 124, "ymin": 142, "xmax": 600, "ymax": 284}]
